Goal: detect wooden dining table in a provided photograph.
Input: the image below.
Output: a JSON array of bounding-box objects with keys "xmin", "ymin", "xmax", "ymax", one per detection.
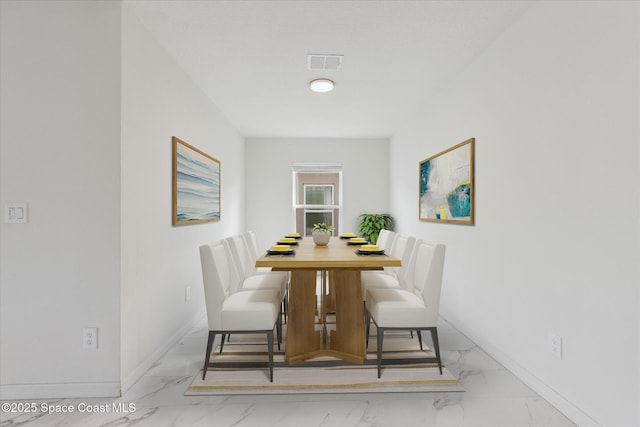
[{"xmin": 255, "ymin": 236, "xmax": 401, "ymax": 365}]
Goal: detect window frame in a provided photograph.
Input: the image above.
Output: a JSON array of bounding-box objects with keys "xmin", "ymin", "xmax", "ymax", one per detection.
[{"xmin": 292, "ymin": 163, "xmax": 343, "ymax": 236}]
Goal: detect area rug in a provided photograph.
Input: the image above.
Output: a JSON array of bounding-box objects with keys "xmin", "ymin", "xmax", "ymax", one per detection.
[{"xmin": 185, "ymin": 325, "xmax": 464, "ymax": 395}]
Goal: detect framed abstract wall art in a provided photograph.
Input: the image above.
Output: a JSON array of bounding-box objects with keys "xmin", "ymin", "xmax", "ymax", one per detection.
[
  {"xmin": 419, "ymin": 138, "xmax": 475, "ymax": 225},
  {"xmin": 172, "ymin": 136, "xmax": 220, "ymax": 225}
]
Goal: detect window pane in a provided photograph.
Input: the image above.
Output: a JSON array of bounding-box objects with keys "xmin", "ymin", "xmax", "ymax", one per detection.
[
  {"xmin": 305, "ymin": 185, "xmax": 333, "ymax": 205},
  {"xmin": 305, "ymin": 210, "xmax": 333, "ymax": 236}
]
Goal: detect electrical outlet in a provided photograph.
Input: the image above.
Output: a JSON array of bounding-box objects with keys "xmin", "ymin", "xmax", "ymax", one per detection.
[
  {"xmin": 549, "ymin": 334, "xmax": 562, "ymax": 359},
  {"xmin": 185, "ymin": 286, "xmax": 191, "ymax": 302},
  {"xmin": 4, "ymin": 203, "xmax": 28, "ymax": 224},
  {"xmin": 83, "ymin": 327, "xmax": 98, "ymax": 349}
]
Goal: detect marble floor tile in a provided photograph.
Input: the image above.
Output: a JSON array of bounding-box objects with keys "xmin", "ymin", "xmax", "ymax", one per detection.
[
  {"xmin": 437, "ymin": 329, "xmax": 477, "ymax": 351},
  {"xmin": 442, "ymin": 347, "xmax": 505, "ymax": 376},
  {"xmin": 0, "ymin": 316, "xmax": 576, "ymax": 427},
  {"xmin": 144, "ymin": 340, "xmax": 204, "ymax": 377}
]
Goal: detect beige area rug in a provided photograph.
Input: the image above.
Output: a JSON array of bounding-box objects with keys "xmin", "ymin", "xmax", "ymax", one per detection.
[{"xmin": 186, "ymin": 324, "xmax": 464, "ymax": 395}]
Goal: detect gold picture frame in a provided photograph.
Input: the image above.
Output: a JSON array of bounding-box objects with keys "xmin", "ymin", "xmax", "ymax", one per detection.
[
  {"xmin": 419, "ymin": 138, "xmax": 475, "ymax": 225},
  {"xmin": 172, "ymin": 136, "xmax": 220, "ymax": 225}
]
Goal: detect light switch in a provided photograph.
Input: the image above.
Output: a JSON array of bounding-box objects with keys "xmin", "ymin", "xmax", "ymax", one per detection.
[{"xmin": 4, "ymin": 203, "xmax": 28, "ymax": 224}]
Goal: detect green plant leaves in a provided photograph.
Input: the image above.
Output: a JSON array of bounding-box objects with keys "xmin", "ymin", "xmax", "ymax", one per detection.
[
  {"xmin": 357, "ymin": 214, "xmax": 393, "ymax": 245},
  {"xmin": 312, "ymin": 222, "xmax": 335, "ymax": 232}
]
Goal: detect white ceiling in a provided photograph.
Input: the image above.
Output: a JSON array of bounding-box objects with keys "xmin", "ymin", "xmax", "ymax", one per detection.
[{"xmin": 124, "ymin": 1, "xmax": 533, "ymax": 139}]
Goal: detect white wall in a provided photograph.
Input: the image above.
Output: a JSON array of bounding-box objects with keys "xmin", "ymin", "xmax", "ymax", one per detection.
[
  {"xmin": 0, "ymin": 1, "xmax": 246, "ymax": 398},
  {"xmin": 0, "ymin": 1, "xmax": 122, "ymax": 397},
  {"xmin": 390, "ymin": 2, "xmax": 639, "ymax": 426},
  {"xmin": 245, "ymin": 138, "xmax": 389, "ymax": 248},
  {"xmin": 120, "ymin": 5, "xmax": 245, "ymax": 390}
]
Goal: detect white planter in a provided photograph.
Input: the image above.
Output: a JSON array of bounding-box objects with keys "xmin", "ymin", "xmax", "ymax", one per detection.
[{"xmin": 312, "ymin": 231, "xmax": 331, "ymax": 246}]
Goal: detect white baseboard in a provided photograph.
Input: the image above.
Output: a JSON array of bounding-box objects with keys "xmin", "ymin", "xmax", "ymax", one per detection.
[
  {"xmin": 120, "ymin": 310, "xmax": 205, "ymax": 394},
  {"xmin": 444, "ymin": 318, "xmax": 601, "ymax": 427},
  {"xmin": 0, "ymin": 382, "xmax": 120, "ymax": 400}
]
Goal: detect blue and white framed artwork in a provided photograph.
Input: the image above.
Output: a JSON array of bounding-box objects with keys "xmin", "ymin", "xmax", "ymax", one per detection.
[
  {"xmin": 172, "ymin": 137, "xmax": 220, "ymax": 225},
  {"xmin": 419, "ymin": 138, "xmax": 475, "ymax": 225}
]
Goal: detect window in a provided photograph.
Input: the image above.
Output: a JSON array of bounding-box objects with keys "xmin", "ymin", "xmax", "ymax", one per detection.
[
  {"xmin": 293, "ymin": 164, "xmax": 342, "ymax": 236},
  {"xmin": 303, "ymin": 184, "xmax": 335, "ymax": 235}
]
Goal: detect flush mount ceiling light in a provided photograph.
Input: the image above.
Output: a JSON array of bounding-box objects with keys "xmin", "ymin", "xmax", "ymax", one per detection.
[{"xmin": 309, "ymin": 78, "xmax": 335, "ymax": 93}]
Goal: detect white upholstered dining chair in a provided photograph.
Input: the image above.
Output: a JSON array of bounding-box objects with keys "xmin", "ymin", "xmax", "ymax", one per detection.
[
  {"xmin": 223, "ymin": 235, "xmax": 289, "ymax": 324},
  {"xmin": 242, "ymin": 230, "xmax": 274, "ymax": 273},
  {"xmin": 243, "ymin": 230, "xmax": 261, "ymax": 261},
  {"xmin": 361, "ymin": 235, "xmax": 417, "ymax": 294},
  {"xmin": 365, "ymin": 241, "xmax": 446, "ymax": 378},
  {"xmin": 199, "ymin": 241, "xmax": 282, "ymax": 381},
  {"xmin": 375, "ymin": 229, "xmax": 396, "ymax": 252},
  {"xmin": 223, "ymin": 235, "xmax": 288, "ymax": 295}
]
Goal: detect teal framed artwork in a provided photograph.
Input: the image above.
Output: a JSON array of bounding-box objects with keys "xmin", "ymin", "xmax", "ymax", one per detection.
[{"xmin": 419, "ymin": 138, "xmax": 475, "ymax": 225}]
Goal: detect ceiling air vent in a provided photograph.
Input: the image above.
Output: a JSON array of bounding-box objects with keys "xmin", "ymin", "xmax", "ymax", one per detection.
[{"xmin": 307, "ymin": 54, "xmax": 343, "ymax": 71}]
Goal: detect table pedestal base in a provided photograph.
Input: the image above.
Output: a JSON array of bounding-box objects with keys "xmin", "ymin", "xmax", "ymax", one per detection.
[{"xmin": 285, "ymin": 269, "xmax": 366, "ymax": 365}]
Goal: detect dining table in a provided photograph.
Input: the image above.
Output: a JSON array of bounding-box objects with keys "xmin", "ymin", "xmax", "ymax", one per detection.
[{"xmin": 255, "ymin": 236, "xmax": 401, "ymax": 365}]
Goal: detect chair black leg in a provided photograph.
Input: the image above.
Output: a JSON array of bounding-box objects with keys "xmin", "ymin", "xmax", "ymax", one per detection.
[
  {"xmin": 203, "ymin": 331, "xmax": 216, "ymax": 380},
  {"xmin": 429, "ymin": 327, "xmax": 443, "ymax": 374},
  {"xmin": 377, "ymin": 326, "xmax": 384, "ymax": 378},
  {"xmin": 363, "ymin": 301, "xmax": 367, "ymax": 324},
  {"xmin": 219, "ymin": 334, "xmax": 227, "ymax": 353},
  {"xmin": 417, "ymin": 330, "xmax": 423, "ymax": 350},
  {"xmin": 283, "ymin": 290, "xmax": 288, "ymax": 324},
  {"xmin": 365, "ymin": 307, "xmax": 371, "ymax": 348},
  {"xmin": 276, "ymin": 315, "xmax": 282, "ymax": 350},
  {"xmin": 266, "ymin": 330, "xmax": 274, "ymax": 382}
]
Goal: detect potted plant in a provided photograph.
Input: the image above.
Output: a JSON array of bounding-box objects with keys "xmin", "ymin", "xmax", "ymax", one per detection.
[
  {"xmin": 357, "ymin": 213, "xmax": 394, "ymax": 244},
  {"xmin": 312, "ymin": 222, "xmax": 334, "ymax": 246}
]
